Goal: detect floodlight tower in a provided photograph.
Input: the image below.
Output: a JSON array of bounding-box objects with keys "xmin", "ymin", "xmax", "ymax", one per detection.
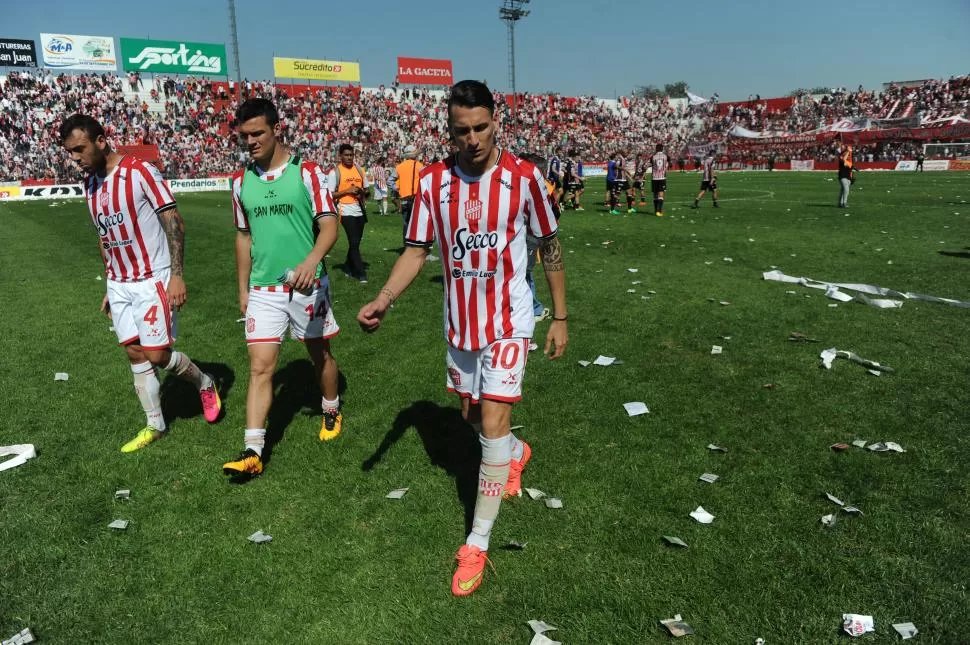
[
  {"xmin": 499, "ymin": 0, "xmax": 530, "ymax": 138},
  {"xmin": 228, "ymin": 0, "xmax": 242, "ymax": 87}
]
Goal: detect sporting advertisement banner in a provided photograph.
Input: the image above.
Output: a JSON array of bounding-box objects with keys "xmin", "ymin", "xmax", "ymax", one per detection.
[
  {"xmin": 396, "ymin": 57, "xmax": 453, "ymax": 85},
  {"xmin": 40, "ymin": 33, "xmax": 115, "ymax": 71},
  {"xmin": 0, "ymin": 38, "xmax": 37, "ymax": 67},
  {"xmin": 273, "ymin": 57, "xmax": 360, "ymax": 82},
  {"xmin": 121, "ymin": 38, "xmax": 226, "ymax": 76}
]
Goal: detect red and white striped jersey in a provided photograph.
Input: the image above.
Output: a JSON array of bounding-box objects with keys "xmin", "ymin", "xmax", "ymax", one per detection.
[
  {"xmin": 231, "ymin": 156, "xmax": 336, "ymax": 230},
  {"xmin": 406, "ymin": 150, "xmax": 559, "ymax": 351},
  {"xmin": 84, "ymin": 156, "xmax": 176, "ymax": 283},
  {"xmin": 651, "ymin": 152, "xmax": 669, "ymax": 180},
  {"xmin": 369, "ymin": 165, "xmax": 389, "ymax": 191}
]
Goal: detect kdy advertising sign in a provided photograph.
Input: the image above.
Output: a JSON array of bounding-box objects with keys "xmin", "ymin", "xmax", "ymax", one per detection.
[{"xmin": 121, "ymin": 38, "xmax": 226, "ymax": 76}]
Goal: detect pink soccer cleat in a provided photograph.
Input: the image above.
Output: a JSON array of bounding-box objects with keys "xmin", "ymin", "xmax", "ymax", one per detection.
[{"xmin": 200, "ymin": 375, "xmax": 222, "ymax": 423}]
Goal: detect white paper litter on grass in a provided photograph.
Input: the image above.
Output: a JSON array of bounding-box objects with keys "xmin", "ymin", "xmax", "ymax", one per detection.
[
  {"xmin": 867, "ymin": 441, "xmax": 906, "ymax": 453},
  {"xmin": 820, "ymin": 348, "xmax": 893, "ymax": 373},
  {"xmin": 544, "ymin": 498, "xmax": 563, "ymax": 509},
  {"xmin": 825, "ymin": 286, "xmax": 855, "ymax": 302},
  {"xmin": 707, "ymin": 444, "xmax": 727, "ymax": 452},
  {"xmin": 235, "ymin": 317, "xmax": 245, "ymax": 323},
  {"xmin": 852, "ymin": 439, "xmax": 868, "ymax": 448},
  {"xmin": 54, "ymin": 372, "xmax": 69, "ymax": 381},
  {"xmin": 577, "ymin": 360, "xmax": 591, "ymax": 367},
  {"xmin": 648, "ymin": 290, "xmax": 657, "ymax": 294},
  {"xmin": 2, "ymin": 628, "xmax": 36, "ymax": 645},
  {"xmin": 699, "ymin": 473, "xmax": 719, "ymax": 484},
  {"xmin": 892, "ymin": 622, "xmax": 918, "ymax": 639},
  {"xmin": 689, "ymin": 506, "xmax": 715, "ymax": 524},
  {"xmin": 711, "ymin": 345, "xmax": 723, "ymax": 355},
  {"xmin": 843, "ymin": 506, "xmax": 864, "ymax": 515},
  {"xmin": 660, "ymin": 614, "xmax": 695, "ymax": 637},
  {"xmin": 723, "ymin": 257, "xmax": 733, "ymax": 262},
  {"xmin": 825, "ymin": 493, "xmax": 845, "ymax": 507},
  {"xmin": 821, "ymin": 514, "xmax": 837, "ymax": 527},
  {"xmin": 95, "ymin": 275, "xmax": 102, "ymax": 281},
  {"xmin": 627, "ymin": 268, "xmax": 639, "ymax": 273},
  {"xmin": 631, "ymin": 280, "xmax": 642, "ymax": 285},
  {"xmin": 764, "ymin": 269, "xmax": 970, "ymax": 309},
  {"xmin": 115, "ymin": 489, "xmax": 130, "ymax": 500},
  {"xmin": 623, "ymin": 402, "xmax": 649, "ymax": 416},
  {"xmin": 593, "ymin": 355, "xmax": 616, "ymax": 366},
  {"xmin": 842, "ymin": 614, "xmax": 875, "ymax": 637},
  {"xmin": 663, "ymin": 536, "xmax": 689, "ymax": 548},
  {"xmin": 627, "ymin": 288, "xmax": 637, "ymax": 293},
  {"xmin": 528, "ymin": 620, "xmax": 558, "ymax": 635},
  {"xmin": 247, "ymin": 530, "xmax": 272, "ymax": 543},
  {"xmin": 529, "ymin": 634, "xmax": 562, "ymax": 645},
  {"xmin": 510, "ymin": 425, "xmax": 524, "ymax": 431},
  {"xmin": 525, "ymin": 488, "xmax": 546, "ymax": 500},
  {"xmin": 386, "ymin": 488, "xmax": 409, "ymax": 499},
  {"xmin": 108, "ymin": 519, "xmax": 129, "ymax": 530},
  {"xmin": 0, "ymin": 444, "xmax": 36, "ymax": 473},
  {"xmin": 719, "ymin": 301, "xmax": 731, "ymax": 306}
]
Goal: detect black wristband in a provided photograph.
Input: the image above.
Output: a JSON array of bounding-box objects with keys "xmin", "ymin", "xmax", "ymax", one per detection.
[{"xmin": 552, "ymin": 315, "xmax": 568, "ymax": 321}]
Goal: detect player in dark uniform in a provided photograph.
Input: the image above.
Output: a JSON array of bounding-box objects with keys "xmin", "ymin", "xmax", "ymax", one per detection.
[
  {"xmin": 547, "ymin": 148, "xmax": 564, "ymax": 205},
  {"xmin": 650, "ymin": 143, "xmax": 669, "ymax": 216},
  {"xmin": 604, "ymin": 152, "xmax": 616, "ymax": 210},
  {"xmin": 562, "ymin": 150, "xmax": 585, "ymax": 211},
  {"xmin": 609, "ymin": 149, "xmax": 634, "ymax": 214},
  {"xmin": 691, "ymin": 152, "xmax": 719, "ymax": 208},
  {"xmin": 915, "ymin": 151, "xmax": 925, "ymax": 172},
  {"xmin": 632, "ymin": 152, "xmax": 648, "ymax": 207}
]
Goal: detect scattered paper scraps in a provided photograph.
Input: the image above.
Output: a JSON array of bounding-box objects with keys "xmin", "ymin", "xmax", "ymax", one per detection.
[
  {"xmin": 762, "ymin": 383, "xmax": 776, "ymax": 389},
  {"xmin": 115, "ymin": 489, "xmax": 131, "ymax": 500},
  {"xmin": 648, "ymin": 290, "xmax": 657, "ymax": 294},
  {"xmin": 663, "ymin": 536, "xmax": 689, "ymax": 548},
  {"xmin": 843, "ymin": 506, "xmax": 864, "ymax": 515},
  {"xmin": 627, "ymin": 289, "xmax": 637, "ymax": 293},
  {"xmin": 593, "ymin": 355, "xmax": 617, "ymax": 366},
  {"xmin": 842, "ymin": 614, "xmax": 875, "ymax": 637},
  {"xmin": 825, "ymin": 493, "xmax": 845, "ymax": 507},
  {"xmin": 529, "ymin": 631, "xmax": 562, "ymax": 644},
  {"xmin": 820, "ymin": 348, "xmax": 893, "ymax": 373},
  {"xmin": 852, "ymin": 440, "xmax": 867, "ymax": 448},
  {"xmin": 719, "ymin": 335, "xmax": 732, "ymax": 340},
  {"xmin": 2, "ymin": 628, "xmax": 36, "ymax": 645},
  {"xmin": 386, "ymin": 488, "xmax": 409, "ymax": 499},
  {"xmin": 764, "ymin": 269, "xmax": 970, "ymax": 309},
  {"xmin": 707, "ymin": 444, "xmax": 727, "ymax": 452},
  {"xmin": 660, "ymin": 614, "xmax": 695, "ymax": 637},
  {"xmin": 689, "ymin": 506, "xmax": 715, "ymax": 524},
  {"xmin": 719, "ymin": 301, "xmax": 731, "ymax": 306},
  {"xmin": 510, "ymin": 425, "xmax": 524, "ymax": 431},
  {"xmin": 831, "ymin": 443, "xmax": 850, "ymax": 451},
  {"xmin": 528, "ymin": 620, "xmax": 558, "ymax": 635},
  {"xmin": 623, "ymin": 402, "xmax": 649, "ymax": 417},
  {"xmin": 525, "ymin": 488, "xmax": 547, "ymax": 500},
  {"xmin": 247, "ymin": 530, "xmax": 272, "ymax": 543},
  {"xmin": 867, "ymin": 442, "xmax": 906, "ymax": 453},
  {"xmin": 502, "ymin": 541, "xmax": 528, "ymax": 550},
  {"xmin": 235, "ymin": 318, "xmax": 246, "ymax": 323},
  {"xmin": 631, "ymin": 280, "xmax": 642, "ymax": 285},
  {"xmin": 892, "ymin": 622, "xmax": 918, "ymax": 639},
  {"xmin": 0, "ymin": 444, "xmax": 36, "ymax": 473},
  {"xmin": 627, "ymin": 268, "xmax": 638, "ymax": 273},
  {"xmin": 699, "ymin": 473, "xmax": 719, "ymax": 484},
  {"xmin": 95, "ymin": 275, "xmax": 102, "ymax": 281},
  {"xmin": 711, "ymin": 345, "xmax": 723, "ymax": 355},
  {"xmin": 788, "ymin": 332, "xmax": 820, "ymax": 343},
  {"xmin": 528, "ymin": 342, "xmax": 538, "ymax": 352},
  {"xmin": 54, "ymin": 372, "xmax": 69, "ymax": 381},
  {"xmin": 705, "ymin": 261, "xmax": 713, "ymax": 266},
  {"xmin": 108, "ymin": 519, "xmax": 129, "ymax": 530},
  {"xmin": 723, "ymin": 257, "xmax": 733, "ymax": 262},
  {"xmin": 577, "ymin": 360, "xmax": 591, "ymax": 367},
  {"xmin": 821, "ymin": 514, "xmax": 837, "ymax": 528},
  {"xmin": 827, "ymin": 304, "xmax": 839, "ymax": 308},
  {"xmin": 544, "ymin": 498, "xmax": 563, "ymax": 509}
]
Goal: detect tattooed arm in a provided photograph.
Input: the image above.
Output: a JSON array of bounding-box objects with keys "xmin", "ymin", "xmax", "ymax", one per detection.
[
  {"xmin": 540, "ymin": 235, "xmax": 568, "ymax": 359},
  {"xmin": 159, "ymin": 207, "xmax": 187, "ymax": 308}
]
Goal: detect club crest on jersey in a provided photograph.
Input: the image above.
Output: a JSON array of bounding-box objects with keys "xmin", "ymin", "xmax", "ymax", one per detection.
[
  {"xmin": 99, "ymin": 191, "xmax": 110, "ymax": 209},
  {"xmin": 464, "ymin": 199, "xmax": 483, "ymax": 222}
]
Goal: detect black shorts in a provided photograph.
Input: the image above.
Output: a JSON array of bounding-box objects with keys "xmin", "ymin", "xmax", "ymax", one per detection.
[
  {"xmin": 700, "ymin": 180, "xmax": 717, "ymax": 191},
  {"xmin": 632, "ymin": 180, "xmax": 645, "ymax": 189},
  {"xmin": 566, "ymin": 181, "xmax": 584, "ymax": 191},
  {"xmin": 549, "ymin": 177, "xmax": 562, "ymax": 190},
  {"xmin": 606, "ymin": 180, "xmax": 615, "ymax": 193},
  {"xmin": 651, "ymin": 179, "xmax": 667, "ymax": 193},
  {"xmin": 613, "ymin": 179, "xmax": 630, "ymax": 192}
]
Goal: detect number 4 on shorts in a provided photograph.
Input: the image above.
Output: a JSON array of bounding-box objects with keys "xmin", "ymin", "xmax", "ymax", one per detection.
[{"xmin": 144, "ymin": 305, "xmax": 159, "ymax": 325}]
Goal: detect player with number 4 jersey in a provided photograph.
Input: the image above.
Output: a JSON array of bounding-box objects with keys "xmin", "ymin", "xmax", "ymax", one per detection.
[
  {"xmin": 61, "ymin": 114, "xmax": 221, "ymax": 454},
  {"xmin": 358, "ymin": 80, "xmax": 568, "ymax": 598}
]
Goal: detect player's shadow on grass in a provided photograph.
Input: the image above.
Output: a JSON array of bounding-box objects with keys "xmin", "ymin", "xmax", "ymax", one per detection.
[
  {"xmin": 363, "ymin": 401, "xmax": 479, "ymax": 532},
  {"xmin": 160, "ymin": 361, "xmax": 235, "ymax": 424},
  {"xmin": 258, "ymin": 359, "xmax": 348, "ymax": 469},
  {"xmin": 939, "ymin": 250, "xmax": 970, "ymax": 259}
]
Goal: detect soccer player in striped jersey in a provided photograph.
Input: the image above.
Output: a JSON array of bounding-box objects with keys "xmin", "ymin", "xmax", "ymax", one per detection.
[
  {"xmin": 225, "ymin": 98, "xmax": 343, "ymax": 477},
  {"xmin": 358, "ymin": 80, "xmax": 568, "ymax": 597},
  {"xmin": 650, "ymin": 143, "xmax": 669, "ymax": 216},
  {"xmin": 60, "ymin": 114, "xmax": 221, "ymax": 453},
  {"xmin": 368, "ymin": 158, "xmax": 389, "ymax": 216},
  {"xmin": 632, "ymin": 152, "xmax": 648, "ymax": 206},
  {"xmin": 691, "ymin": 152, "xmax": 720, "ymax": 209}
]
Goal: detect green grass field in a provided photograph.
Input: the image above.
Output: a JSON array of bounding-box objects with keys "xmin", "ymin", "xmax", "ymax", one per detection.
[{"xmin": 2, "ymin": 171, "xmax": 969, "ymax": 644}]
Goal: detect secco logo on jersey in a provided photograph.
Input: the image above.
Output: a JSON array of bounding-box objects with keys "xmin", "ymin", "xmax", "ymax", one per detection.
[
  {"xmin": 451, "ymin": 227, "xmax": 499, "ymax": 261},
  {"xmin": 96, "ymin": 211, "xmax": 125, "ymax": 237},
  {"xmin": 464, "ymin": 198, "xmax": 483, "ymax": 222}
]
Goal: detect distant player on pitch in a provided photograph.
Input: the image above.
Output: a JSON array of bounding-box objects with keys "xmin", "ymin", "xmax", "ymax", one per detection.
[
  {"xmin": 691, "ymin": 152, "xmax": 720, "ymax": 209},
  {"xmin": 650, "ymin": 143, "xmax": 669, "ymax": 216},
  {"xmin": 357, "ymin": 80, "xmax": 568, "ymax": 597},
  {"xmin": 60, "ymin": 114, "xmax": 222, "ymax": 453},
  {"xmin": 226, "ymin": 98, "xmax": 343, "ymax": 477}
]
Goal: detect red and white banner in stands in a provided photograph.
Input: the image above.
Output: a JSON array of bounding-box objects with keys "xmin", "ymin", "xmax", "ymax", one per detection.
[
  {"xmin": 791, "ymin": 160, "xmax": 814, "ymax": 171},
  {"xmin": 396, "ymin": 57, "xmax": 453, "ymax": 85}
]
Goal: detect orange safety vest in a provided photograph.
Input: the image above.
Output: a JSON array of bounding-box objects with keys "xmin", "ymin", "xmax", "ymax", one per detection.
[
  {"xmin": 841, "ymin": 146, "xmax": 854, "ymax": 169},
  {"xmin": 395, "ymin": 159, "xmax": 424, "ymax": 199},
  {"xmin": 335, "ymin": 164, "xmax": 366, "ymax": 205}
]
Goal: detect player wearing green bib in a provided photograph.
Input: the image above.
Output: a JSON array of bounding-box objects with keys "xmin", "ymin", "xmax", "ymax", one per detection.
[{"xmin": 225, "ymin": 98, "xmax": 343, "ymax": 478}]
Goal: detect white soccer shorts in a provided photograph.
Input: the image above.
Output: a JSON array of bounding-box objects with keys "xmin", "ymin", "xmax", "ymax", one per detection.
[
  {"xmin": 245, "ymin": 276, "xmax": 340, "ymax": 344},
  {"xmin": 107, "ymin": 268, "xmax": 178, "ymax": 349},
  {"xmin": 446, "ymin": 338, "xmax": 530, "ymax": 404}
]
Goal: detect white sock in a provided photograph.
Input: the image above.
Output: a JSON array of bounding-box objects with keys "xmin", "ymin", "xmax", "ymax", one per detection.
[
  {"xmin": 132, "ymin": 362, "xmax": 165, "ymax": 431},
  {"xmin": 510, "ymin": 434, "xmax": 524, "ymax": 461},
  {"xmin": 467, "ymin": 434, "xmax": 512, "ymax": 552},
  {"xmin": 245, "ymin": 428, "xmax": 266, "ymax": 456},
  {"xmin": 322, "ymin": 396, "xmax": 339, "ymax": 413},
  {"xmin": 164, "ymin": 351, "xmax": 205, "ymax": 389}
]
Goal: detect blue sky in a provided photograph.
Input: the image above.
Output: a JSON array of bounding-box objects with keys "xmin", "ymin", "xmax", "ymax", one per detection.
[{"xmin": 6, "ymin": 0, "xmax": 969, "ymax": 100}]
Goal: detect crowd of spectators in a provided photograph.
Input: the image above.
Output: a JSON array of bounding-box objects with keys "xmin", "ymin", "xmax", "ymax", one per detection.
[{"xmin": 1, "ymin": 69, "xmax": 967, "ymax": 183}]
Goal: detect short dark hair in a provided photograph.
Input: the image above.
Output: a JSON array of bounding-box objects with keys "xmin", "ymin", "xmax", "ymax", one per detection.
[
  {"xmin": 655, "ymin": 143, "xmax": 664, "ymax": 152},
  {"xmin": 339, "ymin": 143, "xmax": 354, "ymax": 154},
  {"xmin": 447, "ymin": 80, "xmax": 495, "ymax": 117},
  {"xmin": 59, "ymin": 114, "xmax": 105, "ymax": 144},
  {"xmin": 235, "ymin": 98, "xmax": 279, "ymax": 127}
]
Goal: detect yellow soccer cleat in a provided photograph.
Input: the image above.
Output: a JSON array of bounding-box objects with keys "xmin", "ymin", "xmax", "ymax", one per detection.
[
  {"xmin": 121, "ymin": 427, "xmax": 164, "ymax": 453},
  {"xmin": 319, "ymin": 407, "xmax": 343, "ymax": 441},
  {"xmin": 222, "ymin": 448, "xmax": 263, "ymax": 476}
]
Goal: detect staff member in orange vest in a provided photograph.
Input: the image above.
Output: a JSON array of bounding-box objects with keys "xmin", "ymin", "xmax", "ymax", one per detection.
[
  {"xmin": 389, "ymin": 145, "xmax": 424, "ymax": 242},
  {"xmin": 837, "ymin": 136, "xmax": 855, "ymax": 209},
  {"xmin": 327, "ymin": 144, "xmax": 371, "ymax": 283}
]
